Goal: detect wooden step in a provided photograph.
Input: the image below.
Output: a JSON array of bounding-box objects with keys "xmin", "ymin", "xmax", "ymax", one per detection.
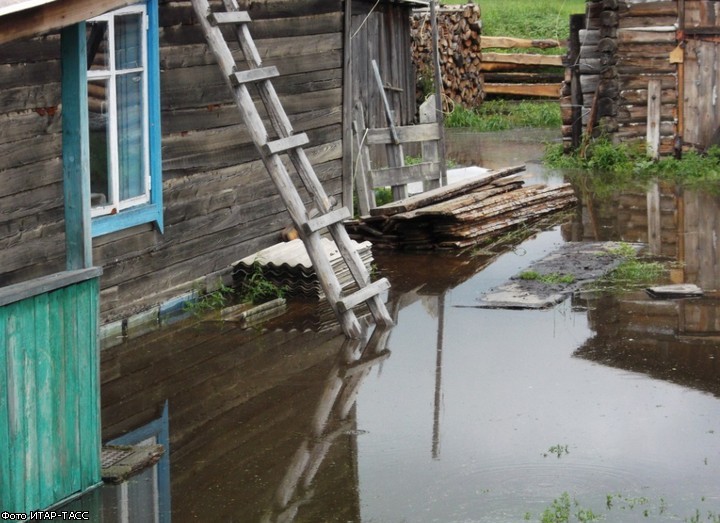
[
  {"xmin": 302, "ymin": 207, "xmax": 352, "ymax": 235},
  {"xmin": 230, "ymin": 66, "xmax": 279, "ymax": 86},
  {"xmin": 337, "ymin": 278, "xmax": 391, "ymax": 314},
  {"xmin": 264, "ymin": 133, "xmax": 310, "ymax": 156},
  {"xmin": 207, "ymin": 11, "xmax": 251, "ymax": 26}
]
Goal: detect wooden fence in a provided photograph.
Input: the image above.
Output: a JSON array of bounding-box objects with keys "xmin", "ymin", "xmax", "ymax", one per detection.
[
  {"xmin": 0, "ymin": 268, "xmax": 102, "ymax": 512},
  {"xmin": 481, "ymin": 36, "xmax": 566, "ymax": 99}
]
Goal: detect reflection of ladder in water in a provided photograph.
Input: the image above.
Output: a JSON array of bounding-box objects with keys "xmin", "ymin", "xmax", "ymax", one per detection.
[
  {"xmin": 190, "ymin": 0, "xmax": 393, "ymax": 338},
  {"xmin": 263, "ymin": 323, "xmax": 392, "ymax": 522}
]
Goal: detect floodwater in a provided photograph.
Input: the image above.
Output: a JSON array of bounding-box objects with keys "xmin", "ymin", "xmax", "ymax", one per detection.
[{"xmin": 85, "ymin": 130, "xmax": 720, "ymax": 522}]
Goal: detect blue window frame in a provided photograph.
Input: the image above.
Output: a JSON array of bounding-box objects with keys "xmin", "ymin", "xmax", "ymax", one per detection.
[{"xmin": 62, "ymin": 0, "xmax": 163, "ymax": 238}]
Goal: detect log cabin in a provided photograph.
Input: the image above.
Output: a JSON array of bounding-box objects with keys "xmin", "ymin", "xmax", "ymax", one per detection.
[
  {"xmin": 0, "ymin": 0, "xmax": 425, "ymax": 513},
  {"xmin": 562, "ymin": 0, "xmax": 720, "ymax": 156}
]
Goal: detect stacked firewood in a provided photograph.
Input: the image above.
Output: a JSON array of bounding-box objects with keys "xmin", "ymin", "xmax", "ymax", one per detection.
[
  {"xmin": 411, "ymin": 4, "xmax": 484, "ymax": 109},
  {"xmin": 345, "ymin": 166, "xmax": 577, "ymax": 250}
]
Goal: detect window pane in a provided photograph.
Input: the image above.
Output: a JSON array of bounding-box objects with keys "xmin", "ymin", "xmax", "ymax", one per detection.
[
  {"xmin": 86, "ymin": 21, "xmax": 109, "ymax": 71},
  {"xmin": 88, "ymin": 79, "xmax": 111, "ymax": 209},
  {"xmin": 115, "ymin": 13, "xmax": 143, "ymax": 70},
  {"xmin": 117, "ymin": 71, "xmax": 146, "ymax": 201}
]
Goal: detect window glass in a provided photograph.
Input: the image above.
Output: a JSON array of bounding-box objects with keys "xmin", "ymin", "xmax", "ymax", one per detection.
[
  {"xmin": 88, "ymin": 78, "xmax": 111, "ymax": 209},
  {"xmin": 87, "ymin": 6, "xmax": 148, "ymax": 217}
]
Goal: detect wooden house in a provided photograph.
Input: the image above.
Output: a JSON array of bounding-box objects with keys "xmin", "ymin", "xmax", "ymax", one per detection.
[
  {"xmin": 0, "ymin": 0, "xmax": 424, "ymax": 513},
  {"xmin": 563, "ymin": 0, "xmax": 720, "ymax": 156}
]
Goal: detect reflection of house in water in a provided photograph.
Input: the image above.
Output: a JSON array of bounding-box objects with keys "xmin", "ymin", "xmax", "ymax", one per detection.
[
  {"xmin": 576, "ymin": 292, "xmax": 720, "ymax": 398},
  {"xmin": 100, "ymin": 317, "xmax": 389, "ymax": 521},
  {"xmin": 568, "ymin": 181, "xmax": 720, "ymax": 290},
  {"xmin": 570, "ymin": 182, "xmax": 720, "ymax": 397}
]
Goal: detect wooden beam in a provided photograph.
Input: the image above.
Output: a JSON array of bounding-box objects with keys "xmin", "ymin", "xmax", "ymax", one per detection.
[
  {"xmin": 482, "ymin": 52, "xmax": 564, "ymax": 67},
  {"xmin": 481, "ymin": 36, "xmax": 565, "ymax": 50},
  {"xmin": 0, "ymin": 0, "xmax": 134, "ymax": 45},
  {"xmin": 0, "ymin": 268, "xmax": 102, "ymax": 307},
  {"xmin": 61, "ymin": 23, "xmax": 93, "ymax": 270},
  {"xmin": 647, "ymin": 79, "xmax": 662, "ymax": 160},
  {"xmin": 483, "ymin": 83, "xmax": 561, "ymax": 98}
]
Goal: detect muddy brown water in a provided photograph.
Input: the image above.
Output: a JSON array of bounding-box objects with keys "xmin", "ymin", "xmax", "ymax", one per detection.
[{"xmin": 82, "ymin": 130, "xmax": 720, "ymax": 522}]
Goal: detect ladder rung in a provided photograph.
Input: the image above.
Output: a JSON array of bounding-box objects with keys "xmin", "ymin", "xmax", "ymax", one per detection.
[
  {"xmin": 207, "ymin": 11, "xmax": 251, "ymax": 26},
  {"xmin": 230, "ymin": 66, "xmax": 279, "ymax": 86},
  {"xmin": 337, "ymin": 278, "xmax": 391, "ymax": 314},
  {"xmin": 302, "ymin": 207, "xmax": 352, "ymax": 235},
  {"xmin": 264, "ymin": 133, "xmax": 310, "ymax": 156}
]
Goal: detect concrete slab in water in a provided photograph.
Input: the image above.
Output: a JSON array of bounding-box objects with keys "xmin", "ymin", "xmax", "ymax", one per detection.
[{"xmin": 471, "ymin": 241, "xmax": 644, "ymax": 309}]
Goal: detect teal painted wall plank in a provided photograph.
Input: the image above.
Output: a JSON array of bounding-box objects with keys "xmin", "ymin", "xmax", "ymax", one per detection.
[
  {"xmin": 33, "ymin": 292, "xmax": 55, "ymax": 509},
  {"xmin": 0, "ymin": 309, "xmax": 11, "ymax": 511},
  {"xmin": 6, "ymin": 305, "xmax": 27, "ymax": 511},
  {"xmin": 48, "ymin": 288, "xmax": 68, "ymax": 502},
  {"xmin": 77, "ymin": 280, "xmax": 100, "ymax": 487},
  {"xmin": 62, "ymin": 284, "xmax": 82, "ymax": 494},
  {"xmin": 22, "ymin": 298, "xmax": 39, "ymax": 511}
]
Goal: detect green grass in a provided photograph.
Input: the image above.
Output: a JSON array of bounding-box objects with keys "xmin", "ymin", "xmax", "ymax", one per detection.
[
  {"xmin": 544, "ymin": 137, "xmax": 720, "ymax": 196},
  {"xmin": 445, "ymin": 100, "xmax": 561, "ymax": 130},
  {"xmin": 518, "ymin": 270, "xmax": 575, "ymax": 285},
  {"xmin": 442, "ymin": 0, "xmax": 585, "ymax": 41}
]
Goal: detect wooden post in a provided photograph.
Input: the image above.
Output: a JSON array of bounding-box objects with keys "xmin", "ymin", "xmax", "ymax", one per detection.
[
  {"xmin": 61, "ymin": 23, "xmax": 93, "ymax": 270},
  {"xmin": 429, "ymin": 0, "xmax": 448, "ymax": 186},
  {"xmin": 420, "ymin": 95, "xmax": 441, "ymax": 192},
  {"xmin": 569, "ymin": 14, "xmax": 586, "ymax": 150},
  {"xmin": 647, "ymin": 182, "xmax": 662, "ymax": 255},
  {"xmin": 647, "ymin": 79, "xmax": 662, "ymax": 160}
]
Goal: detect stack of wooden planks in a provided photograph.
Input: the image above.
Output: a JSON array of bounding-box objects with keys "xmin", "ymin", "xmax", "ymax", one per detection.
[{"xmin": 345, "ymin": 166, "xmax": 577, "ymax": 249}]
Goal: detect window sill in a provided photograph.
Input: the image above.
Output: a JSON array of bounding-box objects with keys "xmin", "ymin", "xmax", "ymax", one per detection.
[{"xmin": 92, "ymin": 203, "xmax": 163, "ymax": 237}]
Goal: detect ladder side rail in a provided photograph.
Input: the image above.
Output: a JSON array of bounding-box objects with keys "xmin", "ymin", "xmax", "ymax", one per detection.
[
  {"xmin": 221, "ymin": 0, "xmax": 263, "ymax": 66},
  {"xmin": 191, "ymin": 0, "xmax": 268, "ymax": 145}
]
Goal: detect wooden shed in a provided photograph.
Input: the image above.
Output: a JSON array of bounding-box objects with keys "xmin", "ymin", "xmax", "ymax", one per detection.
[
  {"xmin": 0, "ymin": 0, "xmax": 422, "ymax": 512},
  {"xmin": 563, "ymin": 0, "xmax": 720, "ymax": 156}
]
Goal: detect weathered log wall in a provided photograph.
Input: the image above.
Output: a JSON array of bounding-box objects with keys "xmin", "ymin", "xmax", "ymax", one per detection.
[
  {"xmin": 563, "ymin": 1, "xmax": 679, "ymax": 153},
  {"xmin": 0, "ymin": 0, "xmax": 347, "ymax": 323}
]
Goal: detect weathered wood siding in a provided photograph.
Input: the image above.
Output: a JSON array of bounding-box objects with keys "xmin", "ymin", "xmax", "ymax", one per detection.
[
  {"xmin": 351, "ymin": 0, "xmax": 416, "ymax": 130},
  {"xmin": 0, "ymin": 271, "xmax": 101, "ymax": 512},
  {"xmin": 683, "ymin": 0, "xmax": 720, "ymax": 148},
  {"xmin": 0, "ymin": 0, "xmax": 347, "ymax": 323}
]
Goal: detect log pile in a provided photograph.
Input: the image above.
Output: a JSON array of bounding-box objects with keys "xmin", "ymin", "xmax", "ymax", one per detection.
[
  {"xmin": 345, "ymin": 166, "xmax": 577, "ymax": 250},
  {"xmin": 411, "ymin": 4, "xmax": 484, "ymax": 109}
]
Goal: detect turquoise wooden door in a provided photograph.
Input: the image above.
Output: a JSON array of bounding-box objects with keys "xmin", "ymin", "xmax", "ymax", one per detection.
[{"xmin": 0, "ymin": 268, "xmax": 102, "ymax": 512}]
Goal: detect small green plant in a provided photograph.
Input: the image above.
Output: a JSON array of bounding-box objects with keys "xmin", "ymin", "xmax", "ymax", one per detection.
[
  {"xmin": 544, "ymin": 444, "xmax": 570, "ymax": 458},
  {"xmin": 519, "ymin": 271, "xmax": 576, "ymax": 285},
  {"xmin": 238, "ymin": 262, "xmax": 286, "ymax": 304},
  {"xmin": 183, "ymin": 282, "xmax": 235, "ymax": 317}
]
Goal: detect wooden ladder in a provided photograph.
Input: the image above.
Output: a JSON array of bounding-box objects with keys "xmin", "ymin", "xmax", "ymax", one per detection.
[{"xmin": 190, "ymin": 0, "xmax": 392, "ymax": 338}]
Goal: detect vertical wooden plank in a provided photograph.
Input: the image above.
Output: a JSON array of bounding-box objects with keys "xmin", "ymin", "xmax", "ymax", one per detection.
[
  {"xmin": 77, "ymin": 279, "xmax": 101, "ymax": 489},
  {"xmin": 647, "ymin": 182, "xmax": 662, "ymax": 255},
  {"xmin": 49, "ymin": 288, "xmax": 68, "ymax": 502},
  {"xmin": 647, "ymin": 79, "xmax": 661, "ymax": 159},
  {"xmin": 22, "ymin": 297, "xmax": 39, "ymax": 511},
  {"xmin": 6, "ymin": 306, "xmax": 27, "ymax": 511},
  {"xmin": 420, "ymin": 95, "xmax": 440, "ymax": 192},
  {"xmin": 0, "ymin": 308, "xmax": 11, "ymax": 511},
  {"xmin": 429, "ymin": 0, "xmax": 447, "ymax": 185},
  {"xmin": 33, "ymin": 292, "xmax": 55, "ymax": 509},
  {"xmin": 63, "ymin": 284, "xmax": 82, "ymax": 494},
  {"xmin": 343, "ymin": 0, "xmax": 354, "ymax": 215},
  {"xmin": 61, "ymin": 23, "xmax": 93, "ymax": 270}
]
